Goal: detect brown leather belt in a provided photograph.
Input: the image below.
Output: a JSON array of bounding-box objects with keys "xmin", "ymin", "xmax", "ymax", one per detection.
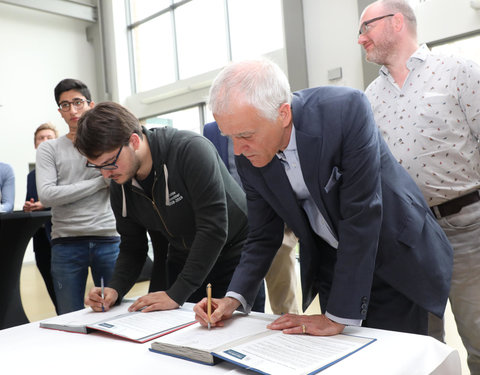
[{"xmin": 431, "ymin": 190, "xmax": 480, "ymax": 219}]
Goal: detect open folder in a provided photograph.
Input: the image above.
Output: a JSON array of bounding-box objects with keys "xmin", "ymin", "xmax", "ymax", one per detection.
[
  {"xmin": 150, "ymin": 313, "xmax": 376, "ymax": 374},
  {"xmin": 39, "ymin": 301, "xmax": 196, "ymax": 343}
]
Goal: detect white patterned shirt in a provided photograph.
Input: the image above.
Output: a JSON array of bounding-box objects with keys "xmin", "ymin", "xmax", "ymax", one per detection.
[{"xmin": 365, "ymin": 44, "xmax": 480, "ymax": 206}]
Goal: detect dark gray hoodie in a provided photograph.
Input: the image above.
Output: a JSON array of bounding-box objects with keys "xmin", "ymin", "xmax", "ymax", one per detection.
[{"xmin": 109, "ymin": 126, "xmax": 248, "ymax": 305}]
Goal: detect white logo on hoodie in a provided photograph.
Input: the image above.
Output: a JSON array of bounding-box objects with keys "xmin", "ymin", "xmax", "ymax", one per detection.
[{"xmin": 167, "ymin": 191, "xmax": 184, "ymax": 206}]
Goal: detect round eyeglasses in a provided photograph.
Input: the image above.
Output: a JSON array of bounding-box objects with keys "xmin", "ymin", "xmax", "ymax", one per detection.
[{"xmin": 58, "ymin": 98, "xmax": 90, "ymax": 112}]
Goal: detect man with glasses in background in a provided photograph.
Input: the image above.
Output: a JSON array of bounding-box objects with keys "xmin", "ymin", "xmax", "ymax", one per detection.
[
  {"xmin": 358, "ymin": 1, "xmax": 480, "ymax": 372},
  {"xmin": 36, "ymin": 79, "xmax": 120, "ymax": 315}
]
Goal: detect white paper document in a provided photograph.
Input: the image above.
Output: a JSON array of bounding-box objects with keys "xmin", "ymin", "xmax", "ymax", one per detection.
[
  {"xmin": 40, "ymin": 302, "xmax": 196, "ymax": 343},
  {"xmin": 151, "ymin": 313, "xmax": 274, "ymax": 364},
  {"xmin": 214, "ymin": 331, "xmax": 376, "ymax": 374},
  {"xmin": 39, "ymin": 301, "xmax": 133, "ymax": 333},
  {"xmin": 151, "ymin": 312, "xmax": 376, "ymax": 373},
  {"xmin": 89, "ymin": 308, "xmax": 196, "ymax": 342}
]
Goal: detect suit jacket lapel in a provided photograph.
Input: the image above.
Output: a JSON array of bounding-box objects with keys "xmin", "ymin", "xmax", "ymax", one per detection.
[{"xmin": 260, "ymin": 158, "xmax": 309, "ymax": 234}]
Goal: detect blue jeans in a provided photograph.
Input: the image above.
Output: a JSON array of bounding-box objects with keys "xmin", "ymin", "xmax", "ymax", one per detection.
[{"xmin": 51, "ymin": 239, "xmax": 120, "ymax": 315}]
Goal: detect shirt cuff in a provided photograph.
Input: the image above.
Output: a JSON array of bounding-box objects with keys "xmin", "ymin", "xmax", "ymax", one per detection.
[
  {"xmin": 225, "ymin": 291, "xmax": 251, "ymax": 314},
  {"xmin": 325, "ymin": 311, "xmax": 362, "ymax": 326}
]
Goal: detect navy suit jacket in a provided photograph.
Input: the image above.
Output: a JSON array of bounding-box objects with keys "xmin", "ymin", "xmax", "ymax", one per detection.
[
  {"xmin": 203, "ymin": 122, "xmax": 230, "ymax": 169},
  {"xmin": 26, "ymin": 169, "xmax": 38, "ymax": 202},
  {"xmin": 26, "ymin": 169, "xmax": 52, "ymax": 244},
  {"xmin": 228, "ymin": 86, "xmax": 453, "ymax": 319}
]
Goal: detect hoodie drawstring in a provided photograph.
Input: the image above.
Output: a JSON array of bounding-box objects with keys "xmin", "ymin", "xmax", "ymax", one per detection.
[
  {"xmin": 121, "ymin": 185, "xmax": 127, "ymax": 217},
  {"xmin": 163, "ymin": 164, "xmax": 171, "ymax": 206}
]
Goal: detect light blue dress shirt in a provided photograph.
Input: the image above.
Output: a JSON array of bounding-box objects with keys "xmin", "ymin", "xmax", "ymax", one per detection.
[
  {"xmin": 276, "ymin": 127, "xmax": 361, "ymax": 327},
  {"xmin": 277, "ymin": 128, "xmax": 338, "ymax": 249}
]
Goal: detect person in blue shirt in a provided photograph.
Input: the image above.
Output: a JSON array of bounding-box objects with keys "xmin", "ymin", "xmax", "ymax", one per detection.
[{"xmin": 0, "ymin": 162, "xmax": 15, "ymax": 213}]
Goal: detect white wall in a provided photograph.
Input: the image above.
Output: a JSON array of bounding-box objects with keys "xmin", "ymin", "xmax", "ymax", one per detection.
[
  {"xmin": 0, "ymin": 2, "xmax": 98, "ymax": 261},
  {"xmin": 0, "ymin": 3, "xmax": 97, "ymax": 210},
  {"xmin": 303, "ymin": 0, "xmax": 364, "ymax": 89}
]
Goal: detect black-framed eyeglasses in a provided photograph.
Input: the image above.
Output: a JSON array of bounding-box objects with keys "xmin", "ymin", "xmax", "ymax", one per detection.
[
  {"xmin": 358, "ymin": 14, "xmax": 394, "ymax": 35},
  {"xmin": 58, "ymin": 98, "xmax": 90, "ymax": 112},
  {"xmin": 86, "ymin": 145, "xmax": 123, "ymax": 170}
]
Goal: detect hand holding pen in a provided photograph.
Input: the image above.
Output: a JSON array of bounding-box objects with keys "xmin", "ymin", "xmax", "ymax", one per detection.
[
  {"xmin": 101, "ymin": 277, "xmax": 105, "ymax": 312},
  {"xmin": 193, "ymin": 295, "xmax": 241, "ymax": 328},
  {"xmin": 84, "ymin": 283, "xmax": 119, "ymax": 312}
]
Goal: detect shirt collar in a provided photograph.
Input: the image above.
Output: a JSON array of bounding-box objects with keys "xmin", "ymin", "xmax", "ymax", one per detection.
[
  {"xmin": 380, "ymin": 44, "xmax": 430, "ymax": 77},
  {"xmin": 276, "ymin": 124, "xmax": 296, "ymax": 160}
]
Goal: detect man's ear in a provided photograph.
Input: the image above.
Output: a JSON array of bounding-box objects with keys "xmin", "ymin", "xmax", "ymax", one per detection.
[
  {"xmin": 392, "ymin": 12, "xmax": 404, "ymax": 32},
  {"xmin": 278, "ymin": 103, "xmax": 292, "ymax": 127},
  {"xmin": 129, "ymin": 133, "xmax": 141, "ymax": 150}
]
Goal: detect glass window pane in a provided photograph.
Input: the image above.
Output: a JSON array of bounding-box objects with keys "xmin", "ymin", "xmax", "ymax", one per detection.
[
  {"xmin": 129, "ymin": 0, "xmax": 171, "ymax": 23},
  {"xmin": 145, "ymin": 106, "xmax": 201, "ymax": 134},
  {"xmin": 204, "ymin": 109, "xmax": 215, "ymax": 125},
  {"xmin": 431, "ymin": 35, "xmax": 480, "ymax": 65},
  {"xmin": 175, "ymin": 0, "xmax": 228, "ymax": 79},
  {"xmin": 132, "ymin": 15, "xmax": 176, "ymax": 92},
  {"xmin": 228, "ymin": 0, "xmax": 284, "ymax": 61}
]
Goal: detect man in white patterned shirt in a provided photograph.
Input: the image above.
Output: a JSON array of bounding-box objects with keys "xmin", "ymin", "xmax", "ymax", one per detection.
[{"xmin": 358, "ymin": 1, "xmax": 480, "ymax": 373}]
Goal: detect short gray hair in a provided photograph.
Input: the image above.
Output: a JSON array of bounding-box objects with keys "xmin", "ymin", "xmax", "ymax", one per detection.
[
  {"xmin": 209, "ymin": 58, "xmax": 292, "ymax": 122},
  {"xmin": 380, "ymin": 0, "xmax": 417, "ymax": 35}
]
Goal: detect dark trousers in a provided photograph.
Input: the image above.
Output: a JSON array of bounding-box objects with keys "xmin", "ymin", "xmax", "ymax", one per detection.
[
  {"xmin": 33, "ymin": 228, "xmax": 58, "ymax": 314},
  {"xmin": 313, "ymin": 237, "xmax": 428, "ymax": 335},
  {"xmin": 167, "ymin": 254, "xmax": 265, "ymax": 313},
  {"xmin": 362, "ymin": 275, "xmax": 428, "ymax": 335}
]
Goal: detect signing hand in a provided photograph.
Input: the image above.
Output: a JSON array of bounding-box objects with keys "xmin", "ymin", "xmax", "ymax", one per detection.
[
  {"xmin": 128, "ymin": 291, "xmax": 179, "ymax": 312},
  {"xmin": 193, "ymin": 297, "xmax": 240, "ymax": 328},
  {"xmin": 85, "ymin": 286, "xmax": 118, "ymax": 312},
  {"xmin": 267, "ymin": 314, "xmax": 345, "ymax": 336}
]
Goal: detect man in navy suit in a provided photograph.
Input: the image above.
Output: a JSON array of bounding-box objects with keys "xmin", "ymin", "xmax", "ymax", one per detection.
[
  {"xmin": 204, "ymin": 121, "xmax": 299, "ymax": 315},
  {"xmin": 194, "ymin": 58, "xmax": 453, "ymax": 336}
]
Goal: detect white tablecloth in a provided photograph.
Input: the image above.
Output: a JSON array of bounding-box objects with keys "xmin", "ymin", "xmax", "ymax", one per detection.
[{"xmin": 0, "ymin": 313, "xmax": 460, "ymax": 374}]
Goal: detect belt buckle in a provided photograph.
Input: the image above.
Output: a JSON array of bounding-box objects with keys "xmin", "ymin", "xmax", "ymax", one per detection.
[{"xmin": 432, "ymin": 205, "xmax": 442, "ymax": 219}]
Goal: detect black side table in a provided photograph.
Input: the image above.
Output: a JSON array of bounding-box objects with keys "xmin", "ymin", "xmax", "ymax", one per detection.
[{"xmin": 0, "ymin": 211, "xmax": 51, "ymax": 329}]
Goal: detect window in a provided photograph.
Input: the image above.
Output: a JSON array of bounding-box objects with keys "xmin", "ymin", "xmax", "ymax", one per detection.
[
  {"xmin": 175, "ymin": 0, "xmax": 228, "ymax": 80},
  {"xmin": 127, "ymin": 0, "xmax": 284, "ymax": 93},
  {"xmin": 124, "ymin": 0, "xmax": 307, "ymax": 134},
  {"xmin": 228, "ymin": 0, "xmax": 283, "ymax": 61},
  {"xmin": 430, "ymin": 34, "xmax": 480, "ymax": 65},
  {"xmin": 144, "ymin": 106, "xmax": 205, "ymax": 134},
  {"xmin": 130, "ymin": 14, "xmax": 176, "ymax": 91}
]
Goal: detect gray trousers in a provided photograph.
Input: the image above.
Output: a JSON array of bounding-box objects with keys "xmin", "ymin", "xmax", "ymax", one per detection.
[{"xmin": 428, "ymin": 200, "xmax": 480, "ymax": 375}]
